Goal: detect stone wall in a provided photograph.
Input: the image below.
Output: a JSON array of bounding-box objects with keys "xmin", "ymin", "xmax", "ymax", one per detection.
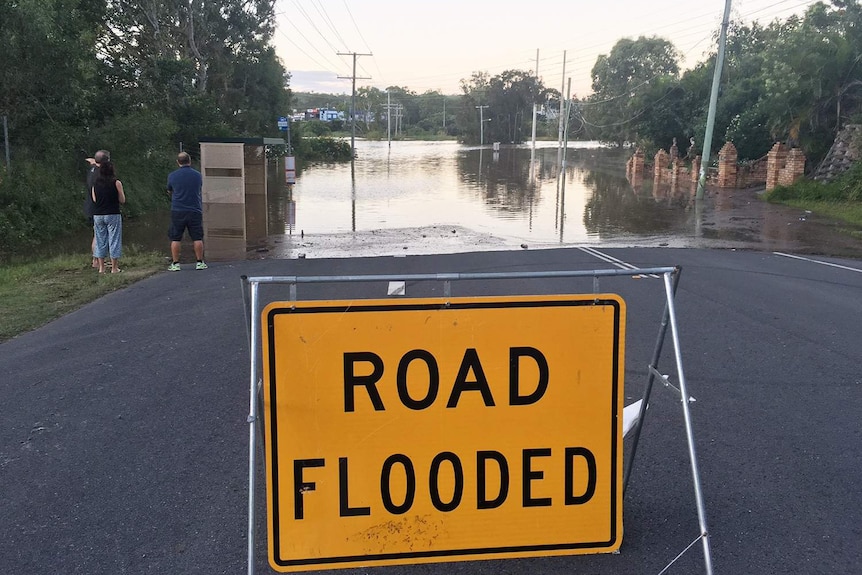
[
  {"xmin": 647, "ymin": 146, "xmax": 701, "ymax": 195},
  {"xmin": 630, "ymin": 140, "xmax": 806, "ymax": 192},
  {"xmin": 813, "ymin": 124, "xmax": 860, "ymax": 182},
  {"xmin": 765, "ymin": 142, "xmax": 806, "ymax": 190}
]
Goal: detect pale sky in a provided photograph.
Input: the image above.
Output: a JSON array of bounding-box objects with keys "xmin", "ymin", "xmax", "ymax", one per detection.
[{"xmin": 273, "ymin": 0, "xmax": 817, "ymax": 98}]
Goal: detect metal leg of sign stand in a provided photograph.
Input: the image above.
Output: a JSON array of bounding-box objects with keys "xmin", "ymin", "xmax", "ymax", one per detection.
[
  {"xmin": 246, "ymin": 280, "xmax": 260, "ymax": 575},
  {"xmin": 662, "ymin": 271, "xmax": 714, "ymax": 575},
  {"xmin": 622, "ymin": 268, "xmax": 713, "ymax": 575},
  {"xmin": 623, "ymin": 268, "xmax": 680, "ymax": 495}
]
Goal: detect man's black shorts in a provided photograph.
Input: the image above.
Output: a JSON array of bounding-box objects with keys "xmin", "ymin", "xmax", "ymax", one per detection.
[{"xmin": 168, "ymin": 210, "xmax": 204, "ymax": 242}]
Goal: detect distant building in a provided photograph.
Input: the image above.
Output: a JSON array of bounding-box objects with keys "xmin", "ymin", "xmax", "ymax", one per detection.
[
  {"xmin": 320, "ymin": 109, "xmax": 344, "ymax": 122},
  {"xmin": 302, "ymin": 108, "xmax": 345, "ymax": 122}
]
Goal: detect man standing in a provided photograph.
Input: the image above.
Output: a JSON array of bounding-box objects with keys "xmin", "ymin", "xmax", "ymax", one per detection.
[
  {"xmin": 166, "ymin": 151, "xmax": 207, "ymax": 271},
  {"xmin": 85, "ymin": 149, "xmax": 110, "ymax": 268}
]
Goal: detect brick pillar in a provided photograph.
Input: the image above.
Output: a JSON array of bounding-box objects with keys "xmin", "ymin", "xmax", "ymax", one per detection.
[
  {"xmin": 671, "ymin": 157, "xmax": 681, "ymax": 192},
  {"xmin": 766, "ymin": 143, "xmax": 788, "ymax": 191},
  {"xmin": 632, "ymin": 148, "xmax": 645, "ymax": 179},
  {"xmin": 654, "ymin": 149, "xmax": 669, "ymax": 183},
  {"xmin": 717, "ymin": 142, "xmax": 738, "ymax": 188},
  {"xmin": 630, "ymin": 148, "xmax": 645, "ymax": 188},
  {"xmin": 778, "ymin": 148, "xmax": 806, "ymax": 187}
]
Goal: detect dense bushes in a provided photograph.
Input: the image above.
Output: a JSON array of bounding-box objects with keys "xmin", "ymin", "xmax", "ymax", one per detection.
[
  {"xmin": 293, "ymin": 136, "xmax": 354, "ymax": 162},
  {"xmin": 765, "ymin": 163, "xmax": 862, "ymax": 204}
]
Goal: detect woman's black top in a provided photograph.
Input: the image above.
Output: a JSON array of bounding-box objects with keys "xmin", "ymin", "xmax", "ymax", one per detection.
[{"xmin": 92, "ymin": 179, "xmax": 121, "ymax": 216}]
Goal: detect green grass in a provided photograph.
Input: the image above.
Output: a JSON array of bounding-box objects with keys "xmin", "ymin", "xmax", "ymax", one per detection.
[
  {"xmin": 765, "ymin": 163, "xmax": 862, "ymax": 229},
  {"xmin": 0, "ymin": 246, "xmax": 164, "ymax": 342}
]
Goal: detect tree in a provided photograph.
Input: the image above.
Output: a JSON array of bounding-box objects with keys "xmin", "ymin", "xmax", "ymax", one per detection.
[
  {"xmin": 756, "ymin": 1, "xmax": 862, "ymax": 161},
  {"xmin": 0, "ymin": 0, "xmax": 102, "ymax": 154},
  {"xmin": 386, "ymin": 86, "xmax": 420, "ymax": 133},
  {"xmin": 416, "ymin": 90, "xmax": 447, "ymax": 134},
  {"xmin": 0, "ymin": 0, "xmax": 293, "ymax": 252},
  {"xmin": 457, "ymin": 70, "xmax": 547, "ymax": 145},
  {"xmin": 355, "ymin": 86, "xmax": 385, "ymax": 133},
  {"xmin": 585, "ymin": 36, "xmax": 681, "ymax": 146},
  {"xmin": 0, "ymin": 0, "xmax": 107, "ymax": 249}
]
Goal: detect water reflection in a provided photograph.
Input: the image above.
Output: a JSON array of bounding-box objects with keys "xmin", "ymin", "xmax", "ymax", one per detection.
[
  {"xmin": 281, "ymin": 140, "xmax": 610, "ymax": 246},
  {"xmin": 28, "ymin": 140, "xmax": 862, "ymax": 262},
  {"xmin": 264, "ymin": 140, "xmax": 862, "ymax": 258},
  {"xmin": 583, "ymin": 167, "xmax": 696, "ymax": 238}
]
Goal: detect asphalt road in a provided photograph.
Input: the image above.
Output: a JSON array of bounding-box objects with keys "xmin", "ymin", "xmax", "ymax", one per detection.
[{"xmin": 2, "ymin": 246, "xmax": 861, "ymax": 575}]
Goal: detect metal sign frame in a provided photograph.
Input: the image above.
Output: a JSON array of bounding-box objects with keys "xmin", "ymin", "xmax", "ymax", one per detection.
[{"xmin": 242, "ymin": 266, "xmax": 713, "ymax": 575}]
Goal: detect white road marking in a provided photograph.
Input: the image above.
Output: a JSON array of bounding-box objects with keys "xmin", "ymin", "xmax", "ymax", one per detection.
[
  {"xmin": 578, "ymin": 246, "xmax": 659, "ymax": 278},
  {"xmin": 774, "ymin": 252, "xmax": 862, "ymax": 274}
]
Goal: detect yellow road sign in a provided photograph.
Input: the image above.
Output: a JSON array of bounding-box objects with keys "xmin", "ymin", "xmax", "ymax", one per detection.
[{"xmin": 261, "ymin": 294, "xmax": 625, "ymax": 571}]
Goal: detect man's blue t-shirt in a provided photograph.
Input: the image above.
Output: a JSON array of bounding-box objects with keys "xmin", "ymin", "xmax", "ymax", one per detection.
[{"xmin": 167, "ymin": 165, "xmax": 203, "ymax": 213}]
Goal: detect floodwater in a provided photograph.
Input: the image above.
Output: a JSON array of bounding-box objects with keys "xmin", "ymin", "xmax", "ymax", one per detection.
[
  {"xmin": 256, "ymin": 140, "xmax": 862, "ymax": 260},
  {"xmin": 51, "ymin": 140, "xmax": 862, "ymax": 261}
]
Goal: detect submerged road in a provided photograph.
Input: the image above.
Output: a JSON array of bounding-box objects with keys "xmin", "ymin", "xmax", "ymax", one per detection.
[{"xmin": 1, "ymin": 246, "xmax": 861, "ymax": 575}]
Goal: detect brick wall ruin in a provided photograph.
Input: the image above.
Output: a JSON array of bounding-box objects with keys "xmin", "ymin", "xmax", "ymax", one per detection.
[{"xmin": 627, "ymin": 140, "xmax": 806, "ymax": 193}]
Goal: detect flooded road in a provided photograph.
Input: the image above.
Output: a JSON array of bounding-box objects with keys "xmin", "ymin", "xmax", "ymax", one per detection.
[
  {"xmin": 78, "ymin": 140, "xmax": 862, "ymax": 261},
  {"xmin": 254, "ymin": 140, "xmax": 862, "ymax": 260}
]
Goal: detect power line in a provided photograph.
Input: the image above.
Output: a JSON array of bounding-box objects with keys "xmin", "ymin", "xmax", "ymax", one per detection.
[
  {"xmin": 310, "ymin": 0, "xmax": 350, "ymax": 52},
  {"xmin": 343, "ymin": 0, "xmax": 374, "ymax": 56},
  {"xmin": 290, "ymin": 0, "xmax": 341, "ymax": 56},
  {"xmin": 275, "ymin": 11, "xmax": 342, "ymax": 72},
  {"xmin": 278, "ymin": 0, "xmax": 819, "ymax": 96},
  {"xmin": 342, "ymin": 0, "xmax": 387, "ymax": 87}
]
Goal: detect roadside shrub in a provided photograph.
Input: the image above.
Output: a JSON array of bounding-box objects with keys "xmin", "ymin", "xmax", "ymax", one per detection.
[
  {"xmin": 0, "ymin": 158, "xmax": 83, "ymax": 253},
  {"xmin": 301, "ymin": 120, "xmax": 332, "ymax": 137},
  {"xmin": 297, "ymin": 137, "xmax": 353, "ymax": 161},
  {"xmin": 765, "ymin": 162, "xmax": 862, "ymax": 203}
]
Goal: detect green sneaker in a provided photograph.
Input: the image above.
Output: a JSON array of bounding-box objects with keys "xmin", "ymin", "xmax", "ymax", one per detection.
[
  {"xmin": 195, "ymin": 261, "xmax": 208, "ymax": 270},
  {"xmin": 168, "ymin": 262, "xmax": 181, "ymax": 272}
]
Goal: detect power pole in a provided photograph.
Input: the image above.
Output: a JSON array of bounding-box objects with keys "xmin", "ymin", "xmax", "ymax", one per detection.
[
  {"xmin": 557, "ymin": 50, "xmax": 567, "ymax": 154},
  {"xmin": 696, "ymin": 0, "xmax": 732, "ymax": 200},
  {"xmin": 562, "ymin": 78, "xmax": 572, "ymax": 165},
  {"xmin": 476, "ymin": 105, "xmax": 489, "ymax": 146},
  {"xmin": 337, "ymin": 51, "xmax": 372, "ymax": 158},
  {"xmin": 531, "ymin": 48, "xmax": 539, "ymax": 154},
  {"xmin": 558, "ymin": 78, "xmax": 574, "ymax": 242},
  {"xmin": 396, "ymin": 104, "xmax": 403, "ymax": 135},
  {"xmin": 386, "ymin": 90, "xmax": 392, "ymax": 147}
]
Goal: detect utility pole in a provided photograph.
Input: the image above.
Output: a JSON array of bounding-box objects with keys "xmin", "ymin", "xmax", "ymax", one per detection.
[
  {"xmin": 396, "ymin": 104, "xmax": 403, "ymax": 135},
  {"xmin": 557, "ymin": 50, "xmax": 567, "ymax": 153},
  {"xmin": 696, "ymin": 0, "xmax": 732, "ymax": 200},
  {"xmin": 562, "ymin": 78, "xmax": 572, "ymax": 165},
  {"xmin": 476, "ymin": 105, "xmax": 489, "ymax": 146},
  {"xmin": 531, "ymin": 49, "xmax": 539, "ymax": 154},
  {"xmin": 337, "ymin": 51, "xmax": 372, "ymax": 158},
  {"xmin": 386, "ymin": 90, "xmax": 392, "ymax": 147}
]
